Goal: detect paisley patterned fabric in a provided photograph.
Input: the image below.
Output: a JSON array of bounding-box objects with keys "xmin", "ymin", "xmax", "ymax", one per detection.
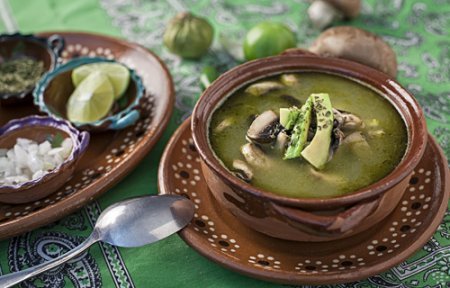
[{"xmin": 0, "ymin": 0, "xmax": 448, "ymax": 287}]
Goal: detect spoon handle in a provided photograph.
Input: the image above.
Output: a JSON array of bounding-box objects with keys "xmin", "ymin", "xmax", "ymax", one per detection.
[{"xmin": 0, "ymin": 233, "xmax": 98, "ymax": 288}]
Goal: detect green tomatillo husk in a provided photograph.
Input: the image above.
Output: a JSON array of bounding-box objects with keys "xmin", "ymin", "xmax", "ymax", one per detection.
[{"xmin": 163, "ymin": 12, "xmax": 214, "ymax": 59}]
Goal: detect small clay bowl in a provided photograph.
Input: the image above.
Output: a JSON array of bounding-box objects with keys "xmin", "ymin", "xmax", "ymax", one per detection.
[
  {"xmin": 0, "ymin": 33, "xmax": 65, "ymax": 105},
  {"xmin": 191, "ymin": 53, "xmax": 428, "ymax": 242},
  {"xmin": 33, "ymin": 57, "xmax": 145, "ymax": 132},
  {"xmin": 0, "ymin": 116, "xmax": 89, "ymax": 204}
]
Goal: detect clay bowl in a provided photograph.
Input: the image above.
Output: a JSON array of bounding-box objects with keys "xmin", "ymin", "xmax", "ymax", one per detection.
[
  {"xmin": 33, "ymin": 57, "xmax": 144, "ymax": 132},
  {"xmin": 191, "ymin": 54, "xmax": 428, "ymax": 242},
  {"xmin": 0, "ymin": 33, "xmax": 64, "ymax": 105},
  {"xmin": 0, "ymin": 116, "xmax": 89, "ymax": 204}
]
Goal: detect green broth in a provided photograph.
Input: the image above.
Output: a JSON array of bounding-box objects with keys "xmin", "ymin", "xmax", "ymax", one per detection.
[{"xmin": 209, "ymin": 72, "xmax": 407, "ymax": 198}]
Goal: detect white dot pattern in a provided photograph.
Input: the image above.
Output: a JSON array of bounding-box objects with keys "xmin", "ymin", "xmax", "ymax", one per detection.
[{"xmin": 160, "ymin": 121, "xmax": 446, "ymax": 278}]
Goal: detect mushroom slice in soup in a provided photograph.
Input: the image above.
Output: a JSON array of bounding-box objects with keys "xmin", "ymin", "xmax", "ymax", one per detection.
[
  {"xmin": 246, "ymin": 110, "xmax": 280, "ymax": 144},
  {"xmin": 245, "ymin": 81, "xmax": 284, "ymax": 96},
  {"xmin": 342, "ymin": 131, "xmax": 371, "ymax": 158},
  {"xmin": 213, "ymin": 116, "xmax": 236, "ymax": 133},
  {"xmin": 333, "ymin": 108, "xmax": 364, "ymax": 131},
  {"xmin": 241, "ymin": 143, "xmax": 269, "ymax": 168},
  {"xmin": 342, "ymin": 131, "xmax": 368, "ymax": 145},
  {"xmin": 232, "ymin": 160, "xmax": 253, "ymax": 182},
  {"xmin": 280, "ymin": 74, "xmax": 301, "ymax": 86},
  {"xmin": 274, "ymin": 131, "xmax": 290, "ymax": 152}
]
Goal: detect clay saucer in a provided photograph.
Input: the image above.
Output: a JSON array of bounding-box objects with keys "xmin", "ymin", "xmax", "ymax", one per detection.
[
  {"xmin": 0, "ymin": 31, "xmax": 174, "ymax": 239},
  {"xmin": 158, "ymin": 118, "xmax": 449, "ymax": 285}
]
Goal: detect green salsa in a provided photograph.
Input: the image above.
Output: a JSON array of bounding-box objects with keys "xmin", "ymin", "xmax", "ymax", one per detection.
[
  {"xmin": 209, "ymin": 72, "xmax": 407, "ymax": 198},
  {"xmin": 0, "ymin": 58, "xmax": 44, "ymax": 94}
]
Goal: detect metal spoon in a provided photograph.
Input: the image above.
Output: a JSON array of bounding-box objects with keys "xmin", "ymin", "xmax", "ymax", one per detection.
[{"xmin": 0, "ymin": 195, "xmax": 194, "ymax": 288}]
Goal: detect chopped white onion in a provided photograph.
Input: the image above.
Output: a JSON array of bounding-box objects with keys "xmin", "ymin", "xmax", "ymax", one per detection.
[
  {"xmin": 0, "ymin": 149, "xmax": 7, "ymax": 157},
  {"xmin": 0, "ymin": 137, "xmax": 73, "ymax": 186}
]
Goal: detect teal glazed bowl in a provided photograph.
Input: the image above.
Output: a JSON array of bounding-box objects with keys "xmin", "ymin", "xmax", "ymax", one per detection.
[{"xmin": 33, "ymin": 57, "xmax": 145, "ymax": 132}]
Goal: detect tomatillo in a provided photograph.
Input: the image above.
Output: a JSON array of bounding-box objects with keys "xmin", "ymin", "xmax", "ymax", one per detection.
[
  {"xmin": 163, "ymin": 12, "xmax": 214, "ymax": 59},
  {"xmin": 243, "ymin": 22, "xmax": 297, "ymax": 61}
]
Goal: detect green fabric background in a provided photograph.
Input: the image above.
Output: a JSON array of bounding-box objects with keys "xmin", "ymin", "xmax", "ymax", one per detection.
[{"xmin": 0, "ymin": 0, "xmax": 449, "ymax": 287}]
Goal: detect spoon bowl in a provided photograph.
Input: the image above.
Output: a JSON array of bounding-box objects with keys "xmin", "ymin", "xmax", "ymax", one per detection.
[
  {"xmin": 0, "ymin": 194, "xmax": 194, "ymax": 287},
  {"xmin": 96, "ymin": 195, "xmax": 195, "ymax": 247}
]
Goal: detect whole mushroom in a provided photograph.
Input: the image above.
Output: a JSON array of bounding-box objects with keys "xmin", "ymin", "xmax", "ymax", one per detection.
[
  {"xmin": 309, "ymin": 26, "xmax": 398, "ymax": 78},
  {"xmin": 307, "ymin": 0, "xmax": 361, "ymax": 29}
]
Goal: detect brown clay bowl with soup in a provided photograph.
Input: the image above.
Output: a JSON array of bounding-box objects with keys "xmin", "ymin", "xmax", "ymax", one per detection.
[{"xmin": 191, "ymin": 54, "xmax": 427, "ymax": 242}]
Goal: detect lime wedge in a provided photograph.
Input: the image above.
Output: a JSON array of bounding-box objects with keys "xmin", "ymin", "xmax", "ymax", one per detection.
[
  {"xmin": 67, "ymin": 71, "xmax": 115, "ymax": 123},
  {"xmin": 72, "ymin": 62, "xmax": 130, "ymax": 99}
]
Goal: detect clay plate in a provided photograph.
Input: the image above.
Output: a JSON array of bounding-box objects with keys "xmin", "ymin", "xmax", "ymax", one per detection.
[
  {"xmin": 0, "ymin": 31, "xmax": 174, "ymax": 239},
  {"xmin": 158, "ymin": 118, "xmax": 449, "ymax": 285}
]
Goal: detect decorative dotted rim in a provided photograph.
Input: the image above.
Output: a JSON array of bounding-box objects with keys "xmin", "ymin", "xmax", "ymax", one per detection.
[
  {"xmin": 1, "ymin": 97, "xmax": 154, "ymax": 219},
  {"xmin": 158, "ymin": 118, "xmax": 449, "ymax": 285},
  {"xmin": 0, "ymin": 32, "xmax": 174, "ymax": 239}
]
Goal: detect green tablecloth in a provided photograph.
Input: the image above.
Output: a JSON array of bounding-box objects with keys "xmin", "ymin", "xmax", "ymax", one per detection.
[{"xmin": 0, "ymin": 0, "xmax": 449, "ymax": 287}]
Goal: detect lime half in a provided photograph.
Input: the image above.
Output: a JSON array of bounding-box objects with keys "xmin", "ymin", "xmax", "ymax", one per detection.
[
  {"xmin": 67, "ymin": 71, "xmax": 115, "ymax": 123},
  {"xmin": 72, "ymin": 62, "xmax": 130, "ymax": 99}
]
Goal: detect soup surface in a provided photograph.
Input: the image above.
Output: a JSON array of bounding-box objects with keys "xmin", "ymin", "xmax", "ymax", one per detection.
[{"xmin": 209, "ymin": 72, "xmax": 407, "ymax": 198}]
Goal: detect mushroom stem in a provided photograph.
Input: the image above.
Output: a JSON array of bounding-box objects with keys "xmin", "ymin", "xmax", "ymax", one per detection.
[
  {"xmin": 308, "ymin": 0, "xmax": 343, "ymax": 29},
  {"xmin": 241, "ymin": 143, "xmax": 269, "ymax": 168},
  {"xmin": 274, "ymin": 131, "xmax": 290, "ymax": 152}
]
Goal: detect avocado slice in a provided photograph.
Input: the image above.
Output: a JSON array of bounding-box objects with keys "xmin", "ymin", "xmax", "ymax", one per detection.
[
  {"xmin": 279, "ymin": 107, "xmax": 301, "ymax": 130},
  {"xmin": 280, "ymin": 108, "xmax": 290, "ymax": 128},
  {"xmin": 301, "ymin": 93, "xmax": 334, "ymax": 169},
  {"xmin": 284, "ymin": 97, "xmax": 313, "ymax": 159}
]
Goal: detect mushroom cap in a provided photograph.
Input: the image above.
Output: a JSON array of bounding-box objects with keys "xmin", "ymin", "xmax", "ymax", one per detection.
[
  {"xmin": 309, "ymin": 0, "xmax": 361, "ymax": 18},
  {"xmin": 309, "ymin": 26, "xmax": 397, "ymax": 78},
  {"xmin": 247, "ymin": 110, "xmax": 279, "ymax": 144},
  {"xmin": 327, "ymin": 0, "xmax": 361, "ymax": 18}
]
